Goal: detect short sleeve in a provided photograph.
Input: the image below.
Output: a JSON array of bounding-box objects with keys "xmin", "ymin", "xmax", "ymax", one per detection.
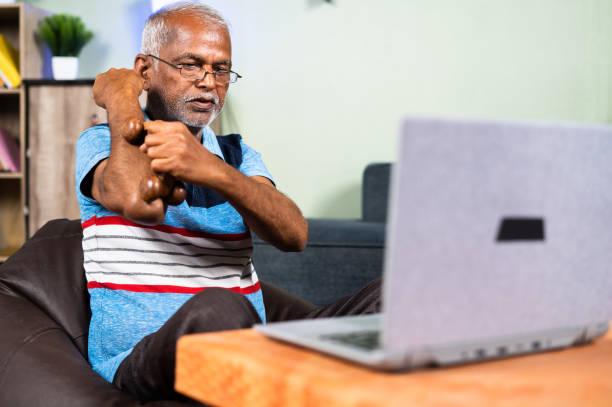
[
  {"xmin": 75, "ymin": 125, "xmax": 111, "ymax": 220},
  {"xmin": 238, "ymin": 140, "xmax": 275, "ymax": 185}
]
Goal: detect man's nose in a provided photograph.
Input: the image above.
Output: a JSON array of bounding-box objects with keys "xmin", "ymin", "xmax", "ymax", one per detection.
[{"xmin": 196, "ymin": 71, "xmax": 216, "ymax": 88}]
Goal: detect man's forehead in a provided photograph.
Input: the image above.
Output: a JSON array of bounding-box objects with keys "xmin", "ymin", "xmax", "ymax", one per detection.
[
  {"xmin": 165, "ymin": 13, "xmax": 230, "ymax": 41},
  {"xmin": 161, "ymin": 14, "xmax": 231, "ymax": 58}
]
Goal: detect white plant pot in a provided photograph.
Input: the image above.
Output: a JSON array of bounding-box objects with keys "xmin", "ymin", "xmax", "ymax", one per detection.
[{"xmin": 52, "ymin": 56, "xmax": 79, "ymax": 80}]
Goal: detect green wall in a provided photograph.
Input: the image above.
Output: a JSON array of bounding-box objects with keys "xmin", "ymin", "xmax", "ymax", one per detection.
[{"xmin": 25, "ymin": 0, "xmax": 612, "ymax": 218}]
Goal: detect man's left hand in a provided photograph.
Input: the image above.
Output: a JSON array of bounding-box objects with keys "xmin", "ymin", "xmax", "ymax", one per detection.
[{"xmin": 140, "ymin": 120, "xmax": 223, "ymax": 187}]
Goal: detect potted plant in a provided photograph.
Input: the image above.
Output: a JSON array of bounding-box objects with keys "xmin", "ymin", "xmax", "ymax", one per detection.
[{"xmin": 38, "ymin": 14, "xmax": 93, "ymax": 80}]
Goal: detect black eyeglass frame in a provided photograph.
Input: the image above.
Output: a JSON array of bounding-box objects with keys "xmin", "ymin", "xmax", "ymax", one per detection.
[{"xmin": 147, "ymin": 54, "xmax": 242, "ymax": 84}]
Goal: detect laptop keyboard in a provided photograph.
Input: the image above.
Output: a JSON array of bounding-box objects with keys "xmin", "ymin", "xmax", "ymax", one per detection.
[{"xmin": 321, "ymin": 330, "xmax": 381, "ymax": 351}]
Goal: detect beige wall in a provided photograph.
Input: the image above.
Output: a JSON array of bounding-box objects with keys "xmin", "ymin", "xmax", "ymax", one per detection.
[{"xmin": 26, "ymin": 0, "xmax": 612, "ymax": 218}]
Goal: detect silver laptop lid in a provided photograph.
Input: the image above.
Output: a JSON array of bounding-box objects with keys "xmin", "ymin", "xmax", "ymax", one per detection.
[{"xmin": 382, "ymin": 117, "xmax": 612, "ymax": 351}]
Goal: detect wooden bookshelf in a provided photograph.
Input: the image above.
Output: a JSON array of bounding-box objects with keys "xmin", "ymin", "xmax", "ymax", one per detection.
[
  {"xmin": 0, "ymin": 88, "xmax": 20, "ymax": 95},
  {"xmin": 25, "ymin": 80, "xmax": 106, "ymax": 236},
  {"xmin": 0, "ymin": 3, "xmax": 50, "ymax": 262},
  {"xmin": 0, "ymin": 247, "xmax": 19, "ymax": 263},
  {"xmin": 0, "ymin": 172, "xmax": 22, "ymax": 179}
]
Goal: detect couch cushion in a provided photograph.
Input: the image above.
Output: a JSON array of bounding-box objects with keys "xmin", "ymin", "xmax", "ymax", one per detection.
[{"xmin": 362, "ymin": 163, "xmax": 391, "ymax": 223}]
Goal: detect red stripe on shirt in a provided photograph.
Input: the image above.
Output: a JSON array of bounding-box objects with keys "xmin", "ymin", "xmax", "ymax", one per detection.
[
  {"xmin": 81, "ymin": 215, "xmax": 250, "ymax": 241},
  {"xmin": 87, "ymin": 281, "xmax": 261, "ymax": 295}
]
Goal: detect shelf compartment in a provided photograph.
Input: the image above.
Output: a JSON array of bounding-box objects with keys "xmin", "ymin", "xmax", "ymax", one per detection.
[
  {"xmin": 0, "ymin": 246, "xmax": 19, "ymax": 263},
  {"xmin": 0, "ymin": 178, "xmax": 24, "ymax": 253},
  {"xmin": 0, "ymin": 172, "xmax": 22, "ymax": 179}
]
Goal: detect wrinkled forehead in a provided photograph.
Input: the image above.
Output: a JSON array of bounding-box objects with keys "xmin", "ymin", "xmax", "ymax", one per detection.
[{"xmin": 162, "ymin": 13, "xmax": 231, "ymax": 56}]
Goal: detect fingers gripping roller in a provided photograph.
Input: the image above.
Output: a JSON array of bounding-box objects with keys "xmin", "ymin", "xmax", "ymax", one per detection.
[{"xmin": 124, "ymin": 117, "xmax": 186, "ymax": 205}]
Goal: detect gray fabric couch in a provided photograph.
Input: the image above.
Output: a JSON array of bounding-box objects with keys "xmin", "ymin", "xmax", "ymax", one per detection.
[{"xmin": 254, "ymin": 163, "xmax": 391, "ymax": 305}]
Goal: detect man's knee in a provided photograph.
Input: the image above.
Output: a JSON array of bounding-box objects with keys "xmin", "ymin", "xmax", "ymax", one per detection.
[{"xmin": 175, "ymin": 288, "xmax": 261, "ymax": 334}]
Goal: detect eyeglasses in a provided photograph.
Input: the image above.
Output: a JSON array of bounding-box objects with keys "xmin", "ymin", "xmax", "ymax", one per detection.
[{"xmin": 147, "ymin": 54, "xmax": 242, "ymax": 84}]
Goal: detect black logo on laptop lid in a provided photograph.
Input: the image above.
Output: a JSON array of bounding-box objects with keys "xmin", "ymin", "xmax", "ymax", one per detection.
[{"xmin": 496, "ymin": 217, "xmax": 545, "ymax": 242}]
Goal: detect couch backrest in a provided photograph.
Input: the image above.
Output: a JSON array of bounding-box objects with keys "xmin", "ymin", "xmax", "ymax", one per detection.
[{"xmin": 362, "ymin": 163, "xmax": 392, "ymax": 223}]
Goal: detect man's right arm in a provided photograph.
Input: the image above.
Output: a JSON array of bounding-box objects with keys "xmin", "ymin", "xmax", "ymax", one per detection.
[
  {"xmin": 89, "ymin": 68, "xmax": 166, "ymax": 225},
  {"xmin": 90, "ymin": 139, "xmax": 166, "ymax": 225}
]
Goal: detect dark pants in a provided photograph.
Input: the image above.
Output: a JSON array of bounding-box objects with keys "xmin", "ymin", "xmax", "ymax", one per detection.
[{"xmin": 112, "ymin": 278, "xmax": 382, "ymax": 403}]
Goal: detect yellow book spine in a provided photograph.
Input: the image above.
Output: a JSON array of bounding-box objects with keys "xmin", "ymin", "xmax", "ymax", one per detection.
[{"xmin": 0, "ymin": 34, "xmax": 20, "ymax": 88}]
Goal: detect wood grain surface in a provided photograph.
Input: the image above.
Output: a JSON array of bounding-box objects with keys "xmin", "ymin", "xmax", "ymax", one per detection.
[
  {"xmin": 28, "ymin": 84, "xmax": 106, "ymax": 235},
  {"xmin": 175, "ymin": 327, "xmax": 612, "ymax": 407}
]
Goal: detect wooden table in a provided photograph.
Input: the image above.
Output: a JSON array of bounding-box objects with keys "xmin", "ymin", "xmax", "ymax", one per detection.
[{"xmin": 175, "ymin": 328, "xmax": 612, "ymax": 407}]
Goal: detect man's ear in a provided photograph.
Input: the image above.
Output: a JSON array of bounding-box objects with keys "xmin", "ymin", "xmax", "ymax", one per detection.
[{"xmin": 134, "ymin": 53, "xmax": 152, "ymax": 91}]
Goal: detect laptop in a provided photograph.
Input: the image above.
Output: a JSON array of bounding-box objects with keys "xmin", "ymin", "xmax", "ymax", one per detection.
[{"xmin": 255, "ymin": 117, "xmax": 612, "ymax": 370}]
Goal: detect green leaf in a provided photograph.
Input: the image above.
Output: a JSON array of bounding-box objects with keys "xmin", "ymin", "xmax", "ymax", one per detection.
[
  {"xmin": 38, "ymin": 13, "xmax": 93, "ymax": 56},
  {"xmin": 59, "ymin": 19, "xmax": 74, "ymax": 56},
  {"xmin": 39, "ymin": 20, "xmax": 58, "ymax": 55}
]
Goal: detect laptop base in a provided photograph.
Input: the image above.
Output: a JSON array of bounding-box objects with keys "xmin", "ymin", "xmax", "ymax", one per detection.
[{"xmin": 254, "ymin": 316, "xmax": 609, "ymax": 371}]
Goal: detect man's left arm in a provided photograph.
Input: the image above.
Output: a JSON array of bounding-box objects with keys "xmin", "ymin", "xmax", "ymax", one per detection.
[{"xmin": 141, "ymin": 120, "xmax": 308, "ymax": 252}]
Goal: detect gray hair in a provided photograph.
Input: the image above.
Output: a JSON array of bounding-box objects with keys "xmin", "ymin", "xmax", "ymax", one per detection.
[{"xmin": 141, "ymin": 2, "xmax": 230, "ymax": 57}]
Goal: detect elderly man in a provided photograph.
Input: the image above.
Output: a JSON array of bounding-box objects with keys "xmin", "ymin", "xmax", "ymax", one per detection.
[{"xmin": 76, "ymin": 2, "xmax": 380, "ymax": 402}]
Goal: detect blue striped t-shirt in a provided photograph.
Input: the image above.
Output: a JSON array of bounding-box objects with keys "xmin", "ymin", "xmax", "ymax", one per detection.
[{"xmin": 75, "ymin": 123, "xmax": 272, "ymax": 383}]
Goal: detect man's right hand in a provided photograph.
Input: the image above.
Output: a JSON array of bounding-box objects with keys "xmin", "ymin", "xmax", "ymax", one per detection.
[
  {"xmin": 93, "ymin": 68, "xmax": 144, "ymax": 110},
  {"xmin": 94, "ymin": 69, "xmax": 147, "ymax": 144}
]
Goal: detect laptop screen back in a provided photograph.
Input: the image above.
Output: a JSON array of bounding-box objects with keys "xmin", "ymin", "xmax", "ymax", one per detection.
[{"xmin": 381, "ymin": 118, "xmax": 612, "ymax": 351}]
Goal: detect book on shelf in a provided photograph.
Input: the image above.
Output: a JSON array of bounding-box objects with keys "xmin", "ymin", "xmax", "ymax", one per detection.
[
  {"xmin": 0, "ymin": 34, "xmax": 21, "ymax": 89},
  {"xmin": 0, "ymin": 127, "xmax": 20, "ymax": 172}
]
